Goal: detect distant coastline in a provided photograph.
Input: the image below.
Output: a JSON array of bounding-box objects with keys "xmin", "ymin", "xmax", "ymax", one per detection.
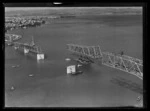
[{"xmin": 5, "ymin": 7, "xmax": 142, "ymax": 17}]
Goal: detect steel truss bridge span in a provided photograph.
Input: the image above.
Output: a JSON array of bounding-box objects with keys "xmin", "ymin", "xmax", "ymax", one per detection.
[
  {"xmin": 66, "ymin": 44, "xmax": 143, "ymax": 80},
  {"xmin": 13, "ymin": 41, "xmax": 41, "ymax": 54}
]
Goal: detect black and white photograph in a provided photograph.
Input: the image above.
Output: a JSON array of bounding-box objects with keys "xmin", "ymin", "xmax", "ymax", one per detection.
[{"xmin": 4, "ymin": 3, "xmax": 143, "ymax": 107}]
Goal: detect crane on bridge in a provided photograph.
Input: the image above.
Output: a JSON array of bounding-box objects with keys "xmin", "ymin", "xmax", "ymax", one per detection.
[
  {"xmin": 30, "ymin": 36, "xmax": 35, "ymax": 46},
  {"xmin": 5, "ymin": 33, "xmax": 44, "ymax": 60},
  {"xmin": 12, "ymin": 36, "xmax": 44, "ymax": 60},
  {"xmin": 66, "ymin": 44, "xmax": 143, "ymax": 80}
]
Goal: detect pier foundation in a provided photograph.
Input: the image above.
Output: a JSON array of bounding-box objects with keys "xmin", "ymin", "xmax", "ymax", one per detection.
[
  {"xmin": 37, "ymin": 53, "xmax": 44, "ymax": 60},
  {"xmin": 67, "ymin": 65, "xmax": 76, "ymax": 74},
  {"xmin": 14, "ymin": 46, "xmax": 19, "ymax": 50},
  {"xmin": 24, "ymin": 48, "xmax": 29, "ymax": 54}
]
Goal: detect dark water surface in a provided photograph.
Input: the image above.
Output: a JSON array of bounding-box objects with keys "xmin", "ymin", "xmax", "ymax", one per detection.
[{"xmin": 5, "ymin": 15, "xmax": 143, "ymax": 107}]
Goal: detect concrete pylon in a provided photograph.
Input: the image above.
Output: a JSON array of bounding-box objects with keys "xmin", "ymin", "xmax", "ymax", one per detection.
[
  {"xmin": 14, "ymin": 46, "xmax": 19, "ymax": 50},
  {"xmin": 36, "ymin": 46, "xmax": 44, "ymax": 60},
  {"xmin": 24, "ymin": 48, "xmax": 29, "ymax": 54},
  {"xmin": 67, "ymin": 65, "xmax": 76, "ymax": 74},
  {"xmin": 37, "ymin": 53, "xmax": 44, "ymax": 60}
]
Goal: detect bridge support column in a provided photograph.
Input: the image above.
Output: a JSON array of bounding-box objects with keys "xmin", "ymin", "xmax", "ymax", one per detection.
[
  {"xmin": 14, "ymin": 46, "xmax": 19, "ymax": 50},
  {"xmin": 24, "ymin": 48, "xmax": 29, "ymax": 54},
  {"xmin": 37, "ymin": 53, "xmax": 44, "ymax": 60}
]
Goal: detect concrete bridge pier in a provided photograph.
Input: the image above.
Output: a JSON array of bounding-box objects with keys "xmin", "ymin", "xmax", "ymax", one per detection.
[
  {"xmin": 37, "ymin": 53, "xmax": 44, "ymax": 60},
  {"xmin": 14, "ymin": 46, "xmax": 19, "ymax": 50},
  {"xmin": 24, "ymin": 48, "xmax": 29, "ymax": 54}
]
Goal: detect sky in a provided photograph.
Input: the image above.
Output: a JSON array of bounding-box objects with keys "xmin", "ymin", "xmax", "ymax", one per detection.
[{"xmin": 5, "ymin": 7, "xmax": 142, "ymax": 12}]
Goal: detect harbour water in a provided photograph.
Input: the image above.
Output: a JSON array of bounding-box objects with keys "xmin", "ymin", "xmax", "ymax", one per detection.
[{"xmin": 5, "ymin": 14, "xmax": 143, "ymax": 107}]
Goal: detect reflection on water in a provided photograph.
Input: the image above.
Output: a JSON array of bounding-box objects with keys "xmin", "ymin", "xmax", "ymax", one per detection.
[
  {"xmin": 110, "ymin": 77, "xmax": 143, "ymax": 94},
  {"xmin": 37, "ymin": 60, "xmax": 45, "ymax": 64}
]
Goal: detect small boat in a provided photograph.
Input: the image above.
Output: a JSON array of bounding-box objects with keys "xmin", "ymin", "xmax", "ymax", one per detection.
[
  {"xmin": 11, "ymin": 86, "xmax": 15, "ymax": 90},
  {"xmin": 29, "ymin": 74, "xmax": 34, "ymax": 77},
  {"xmin": 12, "ymin": 65, "xmax": 16, "ymax": 68},
  {"xmin": 12, "ymin": 65, "xmax": 20, "ymax": 68},
  {"xmin": 65, "ymin": 58, "xmax": 71, "ymax": 61}
]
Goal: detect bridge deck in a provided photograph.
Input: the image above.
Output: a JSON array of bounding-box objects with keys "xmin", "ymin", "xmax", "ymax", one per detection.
[{"xmin": 13, "ymin": 42, "xmax": 41, "ymax": 54}]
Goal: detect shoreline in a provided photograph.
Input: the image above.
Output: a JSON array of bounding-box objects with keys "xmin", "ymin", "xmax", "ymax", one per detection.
[{"xmin": 5, "ymin": 34, "xmax": 22, "ymax": 42}]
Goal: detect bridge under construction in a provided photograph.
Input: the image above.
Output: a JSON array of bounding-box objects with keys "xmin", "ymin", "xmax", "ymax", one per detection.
[
  {"xmin": 66, "ymin": 44, "xmax": 143, "ymax": 80},
  {"xmin": 5, "ymin": 35, "xmax": 44, "ymax": 60}
]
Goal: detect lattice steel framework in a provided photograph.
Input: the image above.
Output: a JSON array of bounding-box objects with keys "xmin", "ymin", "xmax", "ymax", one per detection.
[{"xmin": 67, "ymin": 44, "xmax": 143, "ymax": 80}]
